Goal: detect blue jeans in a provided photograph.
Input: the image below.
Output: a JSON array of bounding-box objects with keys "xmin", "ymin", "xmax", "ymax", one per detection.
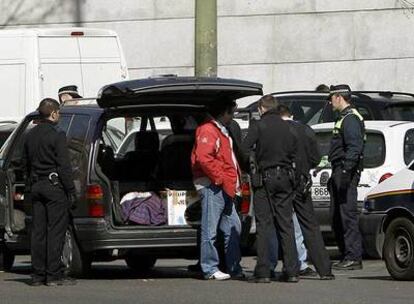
[
  {"xmin": 199, "ymin": 184, "xmax": 242, "ymax": 278},
  {"xmin": 269, "ymin": 212, "xmax": 308, "ymax": 271}
]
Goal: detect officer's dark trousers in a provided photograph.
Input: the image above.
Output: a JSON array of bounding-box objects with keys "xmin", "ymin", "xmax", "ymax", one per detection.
[
  {"xmin": 31, "ymin": 180, "xmax": 69, "ymax": 282},
  {"xmin": 292, "ymin": 183, "xmax": 331, "ymax": 276},
  {"xmin": 329, "ymin": 167, "xmax": 363, "ymax": 261},
  {"xmin": 253, "ymin": 171, "xmax": 298, "ymax": 278}
]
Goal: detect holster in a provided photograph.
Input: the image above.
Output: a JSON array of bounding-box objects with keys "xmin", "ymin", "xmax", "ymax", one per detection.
[{"xmin": 249, "ymin": 151, "xmax": 263, "ymax": 188}]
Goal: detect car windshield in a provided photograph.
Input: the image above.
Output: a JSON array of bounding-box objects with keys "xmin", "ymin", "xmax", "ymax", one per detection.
[
  {"xmin": 246, "ymin": 97, "xmax": 327, "ymax": 125},
  {"xmin": 315, "ymin": 131, "xmax": 386, "ymax": 168},
  {"xmin": 279, "ymin": 99, "xmax": 327, "ymax": 125},
  {"xmin": 384, "ymin": 104, "xmax": 414, "ymax": 121}
]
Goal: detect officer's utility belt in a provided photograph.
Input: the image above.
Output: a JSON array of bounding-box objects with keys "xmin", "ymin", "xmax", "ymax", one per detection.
[
  {"xmin": 262, "ymin": 166, "xmax": 293, "ymax": 179},
  {"xmin": 331, "ymin": 160, "xmax": 363, "ymax": 173},
  {"xmin": 32, "ymin": 172, "xmax": 60, "ymax": 186}
]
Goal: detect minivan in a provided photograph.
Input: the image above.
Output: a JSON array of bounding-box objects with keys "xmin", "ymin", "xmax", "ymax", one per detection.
[{"xmin": 0, "ymin": 76, "xmax": 261, "ymax": 275}]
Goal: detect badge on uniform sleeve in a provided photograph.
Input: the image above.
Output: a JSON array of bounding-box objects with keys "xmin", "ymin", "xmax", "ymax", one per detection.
[{"xmin": 200, "ymin": 136, "xmax": 208, "ymax": 144}]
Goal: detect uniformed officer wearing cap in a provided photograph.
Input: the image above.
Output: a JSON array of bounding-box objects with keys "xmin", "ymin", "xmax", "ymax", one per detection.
[
  {"xmin": 58, "ymin": 85, "xmax": 82, "ymax": 104},
  {"xmin": 23, "ymin": 98, "xmax": 77, "ymax": 286},
  {"xmin": 327, "ymin": 84, "xmax": 365, "ymax": 270}
]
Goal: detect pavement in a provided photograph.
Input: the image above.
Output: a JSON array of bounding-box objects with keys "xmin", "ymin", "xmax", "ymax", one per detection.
[{"xmin": 0, "ymin": 255, "xmax": 413, "ymax": 304}]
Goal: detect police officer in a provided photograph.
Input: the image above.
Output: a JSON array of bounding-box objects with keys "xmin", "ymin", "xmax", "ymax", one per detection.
[
  {"xmin": 23, "ymin": 98, "xmax": 77, "ymax": 286},
  {"xmin": 277, "ymin": 104, "xmax": 334, "ymax": 280},
  {"xmin": 58, "ymin": 85, "xmax": 82, "ymax": 104},
  {"xmin": 327, "ymin": 84, "xmax": 365, "ymax": 270},
  {"xmin": 243, "ymin": 95, "xmax": 299, "ymax": 283}
]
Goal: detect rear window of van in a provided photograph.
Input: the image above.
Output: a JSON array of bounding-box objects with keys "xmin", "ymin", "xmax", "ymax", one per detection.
[{"xmin": 315, "ymin": 131, "xmax": 385, "ymax": 169}]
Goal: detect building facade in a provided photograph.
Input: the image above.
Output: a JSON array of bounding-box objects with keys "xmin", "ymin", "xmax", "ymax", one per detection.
[{"xmin": 2, "ymin": 0, "xmax": 414, "ymax": 105}]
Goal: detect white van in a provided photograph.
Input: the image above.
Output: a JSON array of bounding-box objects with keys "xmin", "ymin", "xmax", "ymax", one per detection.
[{"xmin": 0, "ymin": 27, "xmax": 129, "ymax": 121}]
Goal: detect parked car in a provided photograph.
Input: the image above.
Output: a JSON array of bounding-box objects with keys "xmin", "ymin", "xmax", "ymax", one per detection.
[
  {"xmin": 310, "ymin": 121, "xmax": 414, "ymax": 246},
  {"xmin": 362, "ymin": 163, "xmax": 414, "ymax": 280},
  {"xmin": 0, "ymin": 76, "xmax": 261, "ymax": 275},
  {"xmin": 245, "ymin": 91, "xmax": 414, "ymax": 125}
]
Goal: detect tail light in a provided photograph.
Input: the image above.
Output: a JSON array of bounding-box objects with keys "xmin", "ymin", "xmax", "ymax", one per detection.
[
  {"xmin": 87, "ymin": 184, "xmax": 104, "ymax": 217},
  {"xmin": 71, "ymin": 31, "xmax": 84, "ymax": 36},
  {"xmin": 240, "ymin": 182, "xmax": 251, "ymax": 215},
  {"xmin": 379, "ymin": 173, "xmax": 393, "ymax": 184}
]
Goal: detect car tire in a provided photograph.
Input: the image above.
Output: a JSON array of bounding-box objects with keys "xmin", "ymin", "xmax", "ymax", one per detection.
[
  {"xmin": 384, "ymin": 217, "xmax": 414, "ymax": 280},
  {"xmin": 125, "ymin": 256, "xmax": 156, "ymax": 272},
  {"xmin": 62, "ymin": 228, "xmax": 91, "ymax": 278},
  {"xmin": 0, "ymin": 243, "xmax": 15, "ymax": 272}
]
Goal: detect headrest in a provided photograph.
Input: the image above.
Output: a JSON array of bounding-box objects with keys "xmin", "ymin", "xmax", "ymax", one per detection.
[
  {"xmin": 134, "ymin": 131, "xmax": 159, "ymax": 151},
  {"xmin": 161, "ymin": 134, "xmax": 194, "ymax": 150}
]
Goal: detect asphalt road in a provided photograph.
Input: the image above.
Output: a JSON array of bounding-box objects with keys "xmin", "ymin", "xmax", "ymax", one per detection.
[{"xmin": 1, "ymin": 256, "xmax": 413, "ymax": 304}]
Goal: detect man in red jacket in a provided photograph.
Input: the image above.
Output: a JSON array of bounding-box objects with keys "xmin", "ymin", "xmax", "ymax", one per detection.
[{"xmin": 191, "ymin": 100, "xmax": 243, "ymax": 280}]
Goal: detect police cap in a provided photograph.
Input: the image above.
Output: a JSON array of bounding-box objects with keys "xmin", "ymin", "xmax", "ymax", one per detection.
[
  {"xmin": 58, "ymin": 85, "xmax": 81, "ymax": 98},
  {"xmin": 328, "ymin": 84, "xmax": 351, "ymax": 100}
]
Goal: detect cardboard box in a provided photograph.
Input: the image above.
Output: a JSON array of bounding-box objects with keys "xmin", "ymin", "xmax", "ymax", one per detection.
[{"xmin": 160, "ymin": 190, "xmax": 199, "ymax": 225}]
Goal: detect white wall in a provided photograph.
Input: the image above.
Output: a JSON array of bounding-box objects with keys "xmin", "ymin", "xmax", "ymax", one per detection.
[{"xmin": 2, "ymin": 0, "xmax": 414, "ymax": 105}]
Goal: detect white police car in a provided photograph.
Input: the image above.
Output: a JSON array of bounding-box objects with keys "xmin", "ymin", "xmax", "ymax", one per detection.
[
  {"xmin": 310, "ymin": 121, "xmax": 414, "ymax": 246},
  {"xmin": 362, "ymin": 161, "xmax": 414, "ymax": 280}
]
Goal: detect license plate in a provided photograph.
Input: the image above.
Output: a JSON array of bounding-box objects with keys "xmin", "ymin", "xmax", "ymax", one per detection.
[{"xmin": 311, "ymin": 186, "xmax": 330, "ymax": 201}]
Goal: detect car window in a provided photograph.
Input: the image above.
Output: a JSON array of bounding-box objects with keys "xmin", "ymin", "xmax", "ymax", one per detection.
[
  {"xmin": 104, "ymin": 126, "xmax": 125, "ymax": 150},
  {"xmin": 67, "ymin": 114, "xmax": 90, "ymax": 144},
  {"xmin": 280, "ymin": 99, "xmax": 327, "ymax": 125},
  {"xmin": 57, "ymin": 114, "xmax": 73, "ymax": 134},
  {"xmin": 307, "ymin": 108, "xmax": 324, "ymax": 125},
  {"xmin": 315, "ymin": 131, "xmax": 385, "ymax": 169},
  {"xmin": 0, "ymin": 128, "xmax": 14, "ymax": 149},
  {"xmin": 404, "ymin": 129, "xmax": 414, "ymax": 165},
  {"xmin": 3, "ymin": 120, "xmax": 37, "ymax": 181},
  {"xmin": 355, "ymin": 106, "xmax": 374, "ymax": 120},
  {"xmin": 247, "ymin": 97, "xmax": 327, "ymax": 125},
  {"xmin": 321, "ymin": 104, "xmax": 374, "ymax": 123},
  {"xmin": 385, "ymin": 104, "xmax": 414, "ymax": 121},
  {"xmin": 66, "ymin": 115, "xmax": 91, "ymax": 197}
]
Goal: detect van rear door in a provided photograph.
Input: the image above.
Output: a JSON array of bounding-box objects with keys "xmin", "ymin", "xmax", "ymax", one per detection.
[
  {"xmin": 38, "ymin": 35, "xmax": 83, "ymax": 98},
  {"xmin": 38, "ymin": 28, "xmax": 128, "ymax": 99},
  {"xmin": 97, "ymin": 77, "xmax": 263, "ymax": 109},
  {"xmin": 78, "ymin": 35, "xmax": 128, "ymax": 97}
]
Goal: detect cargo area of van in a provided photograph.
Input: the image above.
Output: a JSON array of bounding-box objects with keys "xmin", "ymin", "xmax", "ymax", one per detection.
[{"xmin": 96, "ymin": 108, "xmax": 207, "ymax": 228}]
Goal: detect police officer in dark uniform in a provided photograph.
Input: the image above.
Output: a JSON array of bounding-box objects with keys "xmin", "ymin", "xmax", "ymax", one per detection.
[
  {"xmin": 277, "ymin": 104, "xmax": 334, "ymax": 280},
  {"xmin": 58, "ymin": 85, "xmax": 82, "ymax": 104},
  {"xmin": 327, "ymin": 85, "xmax": 365, "ymax": 270},
  {"xmin": 243, "ymin": 95, "xmax": 299, "ymax": 283},
  {"xmin": 23, "ymin": 98, "xmax": 77, "ymax": 286}
]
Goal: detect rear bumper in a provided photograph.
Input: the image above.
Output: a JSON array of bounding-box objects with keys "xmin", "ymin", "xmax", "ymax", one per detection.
[
  {"xmin": 359, "ymin": 212, "xmax": 386, "ymax": 258},
  {"xmin": 73, "ymin": 218, "xmax": 198, "ymax": 254}
]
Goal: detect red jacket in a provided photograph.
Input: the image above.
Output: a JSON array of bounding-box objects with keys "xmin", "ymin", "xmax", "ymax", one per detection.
[{"xmin": 191, "ymin": 119, "xmax": 239, "ymax": 198}]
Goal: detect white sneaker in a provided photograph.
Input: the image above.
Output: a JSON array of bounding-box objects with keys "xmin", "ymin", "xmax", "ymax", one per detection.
[{"xmin": 208, "ymin": 271, "xmax": 231, "ymax": 281}]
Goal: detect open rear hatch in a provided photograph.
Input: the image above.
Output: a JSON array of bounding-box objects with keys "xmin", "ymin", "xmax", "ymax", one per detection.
[{"xmin": 96, "ymin": 76, "xmax": 263, "ymax": 108}]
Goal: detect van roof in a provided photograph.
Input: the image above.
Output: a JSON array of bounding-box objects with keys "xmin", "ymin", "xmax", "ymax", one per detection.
[{"xmin": 0, "ymin": 27, "xmax": 117, "ymax": 37}]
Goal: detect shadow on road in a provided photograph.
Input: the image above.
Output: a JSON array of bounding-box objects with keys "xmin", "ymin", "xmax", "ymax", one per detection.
[
  {"xmin": 4, "ymin": 277, "xmax": 33, "ymax": 286},
  {"xmin": 5, "ymin": 263, "xmax": 205, "ymax": 283},
  {"xmin": 348, "ymin": 276, "xmax": 393, "ymax": 281},
  {"xmin": 84, "ymin": 265, "xmax": 202, "ymax": 280}
]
